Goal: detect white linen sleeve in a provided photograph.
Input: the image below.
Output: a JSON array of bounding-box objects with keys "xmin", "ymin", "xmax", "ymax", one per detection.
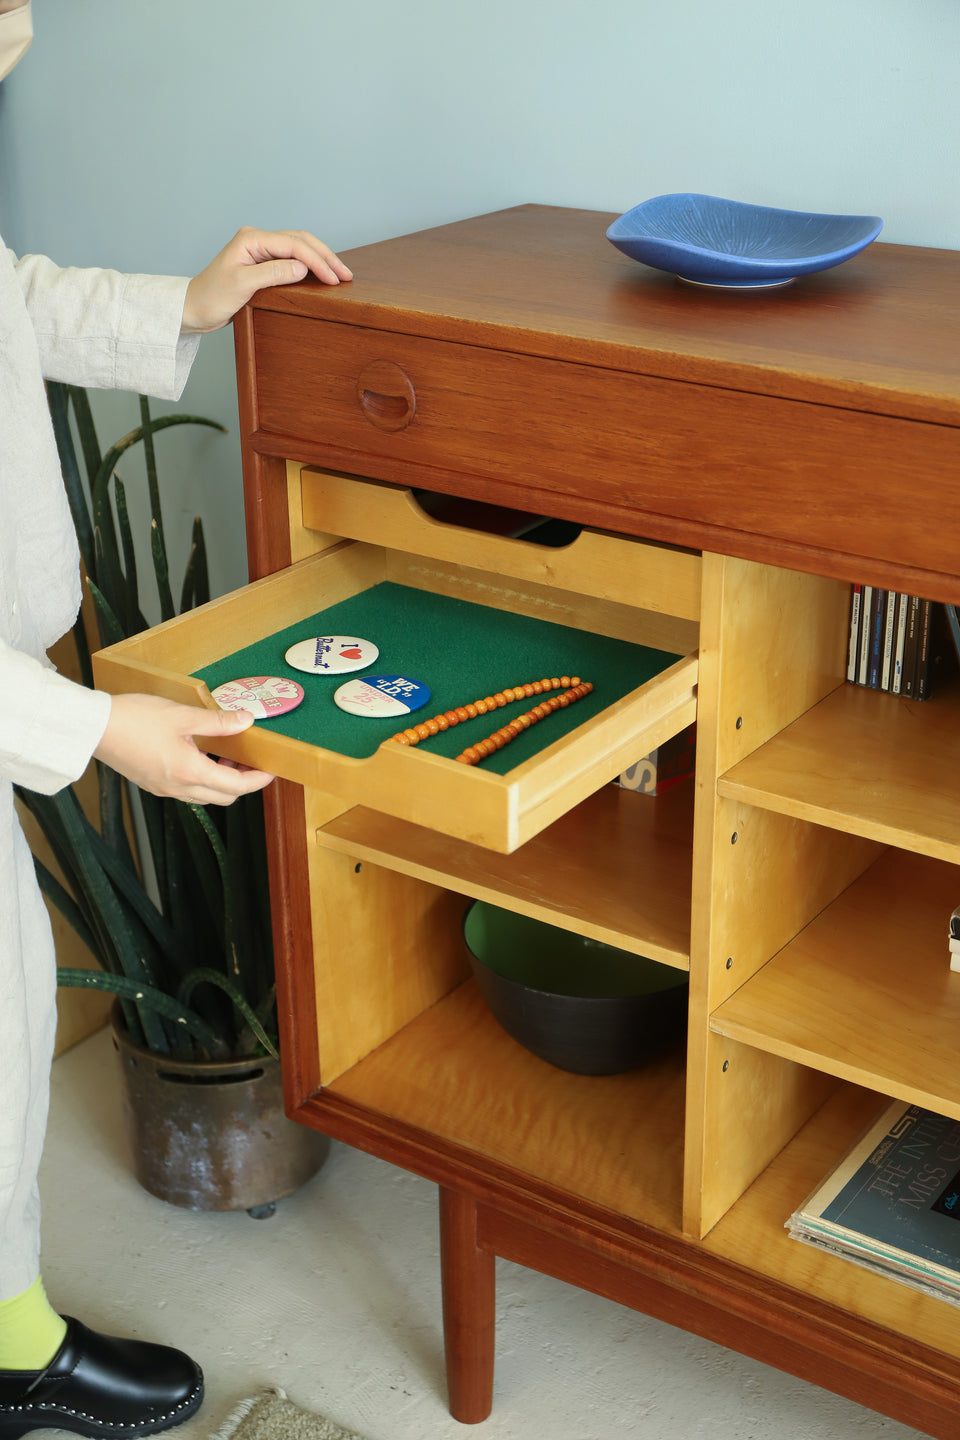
[
  {"xmin": 0, "ymin": 639, "xmax": 112, "ymax": 795},
  {"xmin": 10, "ymin": 252, "xmax": 200, "ymax": 400}
]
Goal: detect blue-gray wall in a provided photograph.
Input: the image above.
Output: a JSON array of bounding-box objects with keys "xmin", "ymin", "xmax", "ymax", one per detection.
[{"xmin": 2, "ymin": 0, "xmax": 957, "ymax": 608}]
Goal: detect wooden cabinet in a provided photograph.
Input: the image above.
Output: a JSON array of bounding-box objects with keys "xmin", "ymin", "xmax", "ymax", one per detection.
[{"xmin": 95, "ymin": 206, "xmax": 960, "ymax": 1435}]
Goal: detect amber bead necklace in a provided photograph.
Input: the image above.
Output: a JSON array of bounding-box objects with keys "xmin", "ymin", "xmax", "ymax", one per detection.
[{"xmin": 390, "ymin": 676, "xmax": 593, "ymax": 766}]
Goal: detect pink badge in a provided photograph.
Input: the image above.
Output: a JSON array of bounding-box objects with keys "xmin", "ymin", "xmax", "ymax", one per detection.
[{"xmin": 211, "ymin": 675, "xmax": 305, "ymax": 719}]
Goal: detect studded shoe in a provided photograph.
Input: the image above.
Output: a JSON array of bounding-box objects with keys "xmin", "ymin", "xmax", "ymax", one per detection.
[{"xmin": 0, "ymin": 1317, "xmax": 203, "ymax": 1438}]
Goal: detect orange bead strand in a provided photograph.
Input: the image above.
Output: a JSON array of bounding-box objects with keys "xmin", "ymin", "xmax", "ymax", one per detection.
[
  {"xmin": 389, "ymin": 675, "xmax": 590, "ymax": 766},
  {"xmin": 452, "ymin": 680, "xmax": 593, "ymax": 763}
]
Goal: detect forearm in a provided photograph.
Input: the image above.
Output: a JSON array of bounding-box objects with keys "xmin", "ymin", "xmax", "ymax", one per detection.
[
  {"xmin": 0, "ymin": 640, "xmax": 111, "ymax": 794},
  {"xmin": 11, "ymin": 251, "xmax": 199, "ymax": 398}
]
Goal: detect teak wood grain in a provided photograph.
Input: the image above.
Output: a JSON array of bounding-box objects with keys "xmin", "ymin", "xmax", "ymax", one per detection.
[{"xmin": 225, "ymin": 207, "xmax": 960, "ymax": 1436}]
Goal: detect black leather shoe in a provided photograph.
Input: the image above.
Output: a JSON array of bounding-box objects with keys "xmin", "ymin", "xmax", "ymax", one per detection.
[{"xmin": 0, "ymin": 1317, "xmax": 203, "ymax": 1438}]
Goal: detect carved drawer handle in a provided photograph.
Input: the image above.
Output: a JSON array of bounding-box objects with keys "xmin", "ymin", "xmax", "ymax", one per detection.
[{"xmin": 357, "ymin": 359, "xmax": 416, "ymax": 432}]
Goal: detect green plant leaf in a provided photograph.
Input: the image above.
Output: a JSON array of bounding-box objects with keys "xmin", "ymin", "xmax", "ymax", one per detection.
[
  {"xmin": 47, "ymin": 382, "xmax": 95, "ymax": 580},
  {"xmin": 43, "ymin": 787, "xmax": 168, "ymax": 1051},
  {"xmin": 69, "ymin": 611, "xmax": 94, "ymax": 692},
  {"xmin": 31, "ymin": 856, "xmax": 99, "ymax": 957},
  {"xmin": 112, "ymin": 477, "xmax": 149, "ymax": 636},
  {"xmin": 68, "ymin": 386, "xmax": 103, "ymax": 489},
  {"xmin": 85, "ymin": 818, "xmax": 179, "ymax": 961},
  {"xmin": 177, "ymin": 968, "xmax": 278, "ymax": 1060},
  {"xmin": 96, "ymin": 761, "xmax": 135, "ymax": 875},
  {"xmin": 193, "ymin": 517, "xmax": 210, "ymax": 607},
  {"xmin": 56, "ymin": 968, "xmax": 229, "ymax": 1059},
  {"xmin": 93, "ymin": 517, "xmax": 126, "ymax": 635},
  {"xmin": 151, "ymin": 517, "xmax": 176, "ymax": 623},
  {"xmin": 139, "ymin": 395, "xmax": 165, "ymax": 553},
  {"xmin": 180, "ymin": 518, "xmax": 210, "ymax": 613},
  {"xmin": 86, "ymin": 576, "xmax": 126, "ymax": 649},
  {"xmin": 17, "ymin": 787, "xmax": 101, "ymax": 952},
  {"xmin": 186, "ymin": 803, "xmax": 239, "ymax": 980},
  {"xmin": 173, "ymin": 802, "xmax": 225, "ymax": 951}
]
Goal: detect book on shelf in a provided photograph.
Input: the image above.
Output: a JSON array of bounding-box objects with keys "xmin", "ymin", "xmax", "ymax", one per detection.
[
  {"xmin": 867, "ymin": 588, "xmax": 886, "ymax": 688},
  {"xmin": 891, "ymin": 591, "xmax": 908, "ymax": 694},
  {"xmin": 949, "ymin": 903, "xmax": 960, "ymax": 974},
  {"xmin": 880, "ymin": 589, "xmax": 897, "ymax": 691},
  {"xmin": 846, "ymin": 588, "xmax": 956, "ymax": 699},
  {"xmin": 846, "ymin": 584, "xmax": 863, "ymax": 681},
  {"xmin": 787, "ymin": 1099, "xmax": 960, "ymax": 1306}
]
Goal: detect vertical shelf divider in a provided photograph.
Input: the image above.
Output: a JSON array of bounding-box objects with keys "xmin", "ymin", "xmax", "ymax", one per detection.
[{"xmin": 684, "ymin": 553, "xmax": 879, "ymax": 1238}]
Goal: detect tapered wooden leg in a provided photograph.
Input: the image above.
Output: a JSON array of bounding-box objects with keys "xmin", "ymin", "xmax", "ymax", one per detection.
[{"xmin": 439, "ymin": 1187, "xmax": 496, "ymax": 1423}]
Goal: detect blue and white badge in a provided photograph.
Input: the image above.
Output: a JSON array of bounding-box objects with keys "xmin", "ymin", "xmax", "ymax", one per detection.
[
  {"xmin": 285, "ymin": 635, "xmax": 379, "ymax": 675},
  {"xmin": 333, "ymin": 674, "xmax": 431, "ymax": 718}
]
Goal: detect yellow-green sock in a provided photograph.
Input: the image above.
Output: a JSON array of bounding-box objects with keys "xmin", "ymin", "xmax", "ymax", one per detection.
[{"xmin": 0, "ymin": 1277, "xmax": 67, "ymax": 1370}]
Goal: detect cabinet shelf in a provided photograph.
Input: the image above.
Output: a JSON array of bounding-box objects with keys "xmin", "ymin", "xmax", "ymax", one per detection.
[
  {"xmin": 327, "ymin": 977, "xmax": 687, "ymax": 1233},
  {"xmin": 719, "ymin": 681, "xmax": 960, "ymax": 862},
  {"xmin": 711, "ymin": 848, "xmax": 960, "ymax": 1117},
  {"xmin": 706, "ymin": 1083, "xmax": 960, "ymax": 1361},
  {"xmin": 326, "ymin": 992, "xmax": 960, "ymax": 1364},
  {"xmin": 317, "ymin": 778, "xmax": 694, "ymax": 969}
]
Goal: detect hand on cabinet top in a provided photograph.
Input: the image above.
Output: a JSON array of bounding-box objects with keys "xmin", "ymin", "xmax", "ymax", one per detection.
[{"xmin": 181, "ymin": 226, "xmax": 353, "ymax": 334}]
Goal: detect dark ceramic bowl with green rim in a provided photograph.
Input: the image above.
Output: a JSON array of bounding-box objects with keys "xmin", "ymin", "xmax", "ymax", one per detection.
[{"xmin": 462, "ymin": 901, "xmax": 688, "ymax": 1076}]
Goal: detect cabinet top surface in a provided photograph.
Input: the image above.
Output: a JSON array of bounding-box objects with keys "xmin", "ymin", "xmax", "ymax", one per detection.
[{"xmin": 250, "ymin": 204, "xmax": 960, "ymax": 424}]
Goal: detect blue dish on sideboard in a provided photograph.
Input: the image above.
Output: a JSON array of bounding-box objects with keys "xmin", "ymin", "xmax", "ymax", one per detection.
[{"xmin": 606, "ymin": 193, "xmax": 883, "ymax": 290}]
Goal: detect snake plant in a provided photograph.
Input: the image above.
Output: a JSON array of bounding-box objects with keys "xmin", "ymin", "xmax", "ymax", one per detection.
[{"xmin": 16, "ymin": 385, "xmax": 277, "ymax": 1061}]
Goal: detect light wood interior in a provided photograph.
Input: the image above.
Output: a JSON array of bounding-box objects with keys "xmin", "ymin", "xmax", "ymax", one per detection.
[
  {"xmin": 719, "ymin": 680, "xmax": 960, "ymax": 861},
  {"xmin": 326, "ymin": 983, "xmax": 960, "ymax": 1362},
  {"xmin": 683, "ymin": 553, "xmax": 875, "ymax": 1238},
  {"xmin": 329, "ymin": 977, "xmax": 688, "ymax": 1234},
  {"xmin": 712, "ymin": 847, "xmax": 960, "ymax": 1116},
  {"xmin": 317, "ymin": 779, "xmax": 694, "ymax": 970},
  {"xmin": 705, "ymin": 1082, "xmax": 960, "ymax": 1360},
  {"xmin": 300, "ymin": 467, "xmax": 702, "ymax": 624}
]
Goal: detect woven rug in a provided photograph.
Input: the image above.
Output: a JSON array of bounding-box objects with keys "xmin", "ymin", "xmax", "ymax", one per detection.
[{"xmin": 209, "ymin": 1389, "xmax": 368, "ymax": 1440}]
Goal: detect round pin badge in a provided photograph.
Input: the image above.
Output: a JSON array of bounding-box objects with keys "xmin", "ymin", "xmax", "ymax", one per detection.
[
  {"xmin": 334, "ymin": 675, "xmax": 431, "ymax": 718},
  {"xmin": 285, "ymin": 635, "xmax": 379, "ymax": 676},
  {"xmin": 211, "ymin": 675, "xmax": 305, "ymax": 719}
]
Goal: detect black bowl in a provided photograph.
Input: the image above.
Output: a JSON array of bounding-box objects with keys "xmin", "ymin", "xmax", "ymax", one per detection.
[{"xmin": 463, "ymin": 902, "xmax": 688, "ymax": 1076}]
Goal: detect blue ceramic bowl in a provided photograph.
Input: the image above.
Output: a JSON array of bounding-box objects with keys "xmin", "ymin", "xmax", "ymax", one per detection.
[{"xmin": 606, "ymin": 193, "xmax": 883, "ymax": 289}]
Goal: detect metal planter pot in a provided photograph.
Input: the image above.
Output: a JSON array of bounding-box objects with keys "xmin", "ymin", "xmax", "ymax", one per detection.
[{"xmin": 112, "ymin": 1019, "xmax": 329, "ymax": 1215}]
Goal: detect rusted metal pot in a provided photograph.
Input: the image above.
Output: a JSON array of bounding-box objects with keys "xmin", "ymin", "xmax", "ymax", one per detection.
[{"xmin": 112, "ymin": 1018, "xmax": 330, "ymax": 1214}]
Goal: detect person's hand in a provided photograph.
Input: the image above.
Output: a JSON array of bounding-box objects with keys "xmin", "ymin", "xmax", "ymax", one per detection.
[
  {"xmin": 181, "ymin": 227, "xmax": 353, "ymax": 334},
  {"xmin": 94, "ymin": 693, "xmax": 274, "ymax": 805}
]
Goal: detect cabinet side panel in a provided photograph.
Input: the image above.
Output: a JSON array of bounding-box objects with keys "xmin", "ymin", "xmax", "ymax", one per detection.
[
  {"xmin": 287, "ymin": 460, "xmax": 343, "ymax": 563},
  {"xmin": 309, "ymin": 804, "xmax": 471, "ymax": 1084},
  {"xmin": 685, "ymin": 554, "xmax": 881, "ymax": 1238}
]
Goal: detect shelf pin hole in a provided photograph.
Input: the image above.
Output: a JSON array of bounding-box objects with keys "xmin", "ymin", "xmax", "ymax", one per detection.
[
  {"xmin": 722, "ymin": 1060, "xmax": 730, "ymax": 1072},
  {"xmin": 730, "ymin": 831, "xmax": 738, "ymax": 845},
  {"xmin": 735, "ymin": 716, "xmax": 743, "ymax": 730},
  {"xmin": 726, "ymin": 957, "xmax": 733, "ymax": 970}
]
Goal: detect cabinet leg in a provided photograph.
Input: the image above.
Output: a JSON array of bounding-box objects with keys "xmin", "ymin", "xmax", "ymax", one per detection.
[{"xmin": 439, "ymin": 1187, "xmax": 495, "ymax": 1424}]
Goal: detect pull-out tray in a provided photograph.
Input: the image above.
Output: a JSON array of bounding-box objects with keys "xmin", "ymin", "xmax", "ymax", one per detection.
[{"xmin": 92, "ymin": 539, "xmax": 698, "ymax": 853}]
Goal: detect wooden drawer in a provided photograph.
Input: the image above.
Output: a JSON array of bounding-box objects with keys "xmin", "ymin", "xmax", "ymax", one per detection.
[
  {"xmin": 92, "ymin": 527, "xmax": 699, "ymax": 854},
  {"xmin": 297, "ymin": 466, "xmax": 701, "ymax": 635},
  {"xmin": 254, "ymin": 312, "xmax": 960, "ymax": 578}
]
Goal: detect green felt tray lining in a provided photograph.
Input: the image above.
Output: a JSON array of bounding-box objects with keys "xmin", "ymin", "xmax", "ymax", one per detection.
[{"xmin": 194, "ymin": 582, "xmax": 680, "ymax": 776}]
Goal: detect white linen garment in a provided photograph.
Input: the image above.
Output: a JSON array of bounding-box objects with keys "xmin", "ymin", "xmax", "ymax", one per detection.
[{"xmin": 0, "ymin": 237, "xmax": 199, "ymax": 1298}]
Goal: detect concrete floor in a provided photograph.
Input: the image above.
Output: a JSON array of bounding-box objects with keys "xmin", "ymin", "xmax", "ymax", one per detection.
[{"xmin": 37, "ymin": 1030, "xmax": 933, "ymax": 1440}]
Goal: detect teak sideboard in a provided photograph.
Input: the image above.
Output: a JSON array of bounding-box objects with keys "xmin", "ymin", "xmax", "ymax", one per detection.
[{"xmin": 94, "ymin": 207, "xmax": 960, "ymax": 1434}]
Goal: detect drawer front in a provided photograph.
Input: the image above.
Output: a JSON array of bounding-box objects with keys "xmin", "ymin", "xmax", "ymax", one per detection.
[
  {"xmin": 92, "ymin": 543, "xmax": 698, "ymax": 855},
  {"xmin": 255, "ymin": 312, "xmax": 960, "ymax": 583}
]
